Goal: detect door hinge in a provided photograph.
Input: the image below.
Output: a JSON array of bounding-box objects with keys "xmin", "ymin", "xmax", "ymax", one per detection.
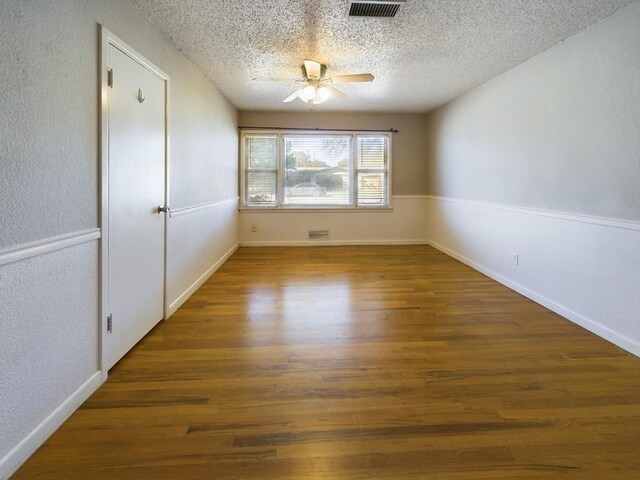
[
  {"xmin": 107, "ymin": 314, "xmax": 113, "ymax": 333},
  {"xmin": 107, "ymin": 69, "xmax": 113, "ymax": 88}
]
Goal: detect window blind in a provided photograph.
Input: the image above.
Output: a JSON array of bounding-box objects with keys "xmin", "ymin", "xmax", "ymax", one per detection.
[
  {"xmin": 283, "ymin": 135, "xmax": 351, "ymax": 206},
  {"xmin": 356, "ymin": 136, "xmax": 388, "ymax": 205},
  {"xmin": 244, "ymin": 135, "xmax": 277, "ymax": 206}
]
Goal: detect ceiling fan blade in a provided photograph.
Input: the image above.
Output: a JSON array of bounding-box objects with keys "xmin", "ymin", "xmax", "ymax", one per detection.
[
  {"xmin": 283, "ymin": 89, "xmax": 301, "ymax": 103},
  {"xmin": 331, "ymin": 73, "xmax": 374, "ymax": 83},
  {"xmin": 303, "ymin": 60, "xmax": 322, "ymax": 79},
  {"xmin": 327, "ymin": 85, "xmax": 347, "ymax": 97}
]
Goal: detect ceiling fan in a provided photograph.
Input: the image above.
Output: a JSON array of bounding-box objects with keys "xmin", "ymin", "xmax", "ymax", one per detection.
[{"xmin": 255, "ymin": 59, "xmax": 374, "ymax": 105}]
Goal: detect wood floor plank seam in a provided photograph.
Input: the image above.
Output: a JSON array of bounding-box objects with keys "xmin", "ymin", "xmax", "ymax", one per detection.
[{"xmin": 13, "ymin": 245, "xmax": 640, "ymax": 479}]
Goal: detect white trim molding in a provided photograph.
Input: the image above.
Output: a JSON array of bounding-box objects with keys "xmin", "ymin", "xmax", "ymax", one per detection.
[
  {"xmin": 239, "ymin": 207, "xmax": 394, "ymax": 214},
  {"xmin": 171, "ymin": 196, "xmax": 239, "ymax": 217},
  {"xmin": 0, "ymin": 229, "xmax": 101, "ymax": 267},
  {"xmin": 426, "ymin": 195, "xmax": 640, "ymax": 232},
  {"xmin": 167, "ymin": 242, "xmax": 239, "ymax": 316},
  {"xmin": 0, "ymin": 372, "xmax": 102, "ymax": 480},
  {"xmin": 392, "ymin": 195, "xmax": 430, "ymax": 199},
  {"xmin": 236, "ymin": 195, "xmax": 428, "ymax": 214},
  {"xmin": 240, "ymin": 239, "xmax": 429, "ymax": 247}
]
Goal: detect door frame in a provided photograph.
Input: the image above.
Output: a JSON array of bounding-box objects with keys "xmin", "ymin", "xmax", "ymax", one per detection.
[{"xmin": 99, "ymin": 26, "xmax": 170, "ymax": 381}]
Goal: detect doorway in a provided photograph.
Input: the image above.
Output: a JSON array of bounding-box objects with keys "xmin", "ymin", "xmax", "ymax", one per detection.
[{"xmin": 100, "ymin": 29, "xmax": 169, "ymax": 372}]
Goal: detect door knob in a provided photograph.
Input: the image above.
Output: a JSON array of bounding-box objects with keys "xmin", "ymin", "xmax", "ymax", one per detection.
[{"xmin": 157, "ymin": 205, "xmax": 171, "ymax": 216}]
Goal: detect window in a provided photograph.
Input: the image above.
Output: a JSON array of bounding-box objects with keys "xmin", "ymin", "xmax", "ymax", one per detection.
[
  {"xmin": 243, "ymin": 135, "xmax": 278, "ymax": 205},
  {"xmin": 242, "ymin": 130, "xmax": 391, "ymax": 209}
]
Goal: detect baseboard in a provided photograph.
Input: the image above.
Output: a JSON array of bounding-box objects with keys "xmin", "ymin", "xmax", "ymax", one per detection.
[
  {"xmin": 0, "ymin": 371, "xmax": 102, "ymax": 479},
  {"xmin": 167, "ymin": 242, "xmax": 239, "ymax": 317},
  {"xmin": 239, "ymin": 239, "xmax": 429, "ymax": 247},
  {"xmin": 428, "ymin": 240, "xmax": 639, "ymax": 357}
]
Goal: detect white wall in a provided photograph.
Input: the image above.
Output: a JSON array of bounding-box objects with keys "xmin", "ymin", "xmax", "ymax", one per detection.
[
  {"xmin": 168, "ymin": 199, "xmax": 239, "ymax": 315},
  {"xmin": 240, "ymin": 196, "xmax": 428, "ymax": 246},
  {"xmin": 426, "ymin": 2, "xmax": 640, "ymax": 220},
  {"xmin": 428, "ymin": 198, "xmax": 640, "ymax": 355},
  {"xmin": 426, "ymin": 2, "xmax": 640, "ymax": 355},
  {"xmin": 0, "ymin": 0, "xmax": 238, "ymax": 477}
]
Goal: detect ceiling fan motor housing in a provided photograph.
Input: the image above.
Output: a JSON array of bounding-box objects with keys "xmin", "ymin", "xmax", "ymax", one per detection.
[{"xmin": 302, "ymin": 63, "xmax": 327, "ymax": 80}]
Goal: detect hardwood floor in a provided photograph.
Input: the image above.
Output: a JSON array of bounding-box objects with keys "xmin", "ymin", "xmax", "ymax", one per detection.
[{"xmin": 14, "ymin": 246, "xmax": 640, "ymax": 479}]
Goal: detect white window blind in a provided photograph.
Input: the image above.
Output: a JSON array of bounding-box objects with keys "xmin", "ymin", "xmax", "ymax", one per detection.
[
  {"xmin": 356, "ymin": 136, "xmax": 388, "ymax": 206},
  {"xmin": 244, "ymin": 135, "xmax": 277, "ymax": 206},
  {"xmin": 283, "ymin": 135, "xmax": 351, "ymax": 206}
]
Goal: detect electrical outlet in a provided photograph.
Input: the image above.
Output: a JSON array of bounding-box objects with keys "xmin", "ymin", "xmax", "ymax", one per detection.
[
  {"xmin": 251, "ymin": 225, "xmax": 257, "ymax": 233},
  {"xmin": 512, "ymin": 254, "xmax": 519, "ymax": 266}
]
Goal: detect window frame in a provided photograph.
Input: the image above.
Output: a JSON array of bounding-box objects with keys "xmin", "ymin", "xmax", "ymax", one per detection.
[{"xmin": 240, "ymin": 129, "xmax": 392, "ymax": 211}]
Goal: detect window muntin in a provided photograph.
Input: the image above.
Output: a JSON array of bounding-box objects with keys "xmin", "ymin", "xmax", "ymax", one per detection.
[{"xmin": 241, "ymin": 130, "xmax": 390, "ymax": 209}]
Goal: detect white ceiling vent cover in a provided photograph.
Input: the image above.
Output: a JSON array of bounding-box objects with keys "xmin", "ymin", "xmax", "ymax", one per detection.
[{"xmin": 348, "ymin": 0, "xmax": 407, "ymax": 18}]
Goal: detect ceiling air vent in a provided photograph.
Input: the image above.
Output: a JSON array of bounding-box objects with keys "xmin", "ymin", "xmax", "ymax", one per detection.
[{"xmin": 348, "ymin": 0, "xmax": 407, "ymax": 18}]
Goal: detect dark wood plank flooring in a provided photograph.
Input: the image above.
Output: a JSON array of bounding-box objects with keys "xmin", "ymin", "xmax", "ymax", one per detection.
[{"xmin": 14, "ymin": 246, "xmax": 640, "ymax": 479}]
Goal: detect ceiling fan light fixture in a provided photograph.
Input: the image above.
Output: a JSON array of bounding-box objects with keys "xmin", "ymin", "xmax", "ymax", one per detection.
[
  {"xmin": 261, "ymin": 58, "xmax": 373, "ymax": 104},
  {"xmin": 313, "ymin": 86, "xmax": 332, "ymax": 104},
  {"xmin": 282, "ymin": 88, "xmax": 302, "ymax": 103},
  {"xmin": 299, "ymin": 85, "xmax": 316, "ymax": 103}
]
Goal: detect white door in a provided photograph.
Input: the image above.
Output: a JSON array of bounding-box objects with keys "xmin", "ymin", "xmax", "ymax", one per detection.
[{"xmin": 107, "ymin": 43, "xmax": 166, "ymax": 369}]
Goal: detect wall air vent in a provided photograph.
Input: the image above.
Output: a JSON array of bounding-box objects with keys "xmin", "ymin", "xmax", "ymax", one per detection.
[
  {"xmin": 309, "ymin": 230, "xmax": 329, "ymax": 240},
  {"xmin": 348, "ymin": 0, "xmax": 407, "ymax": 18}
]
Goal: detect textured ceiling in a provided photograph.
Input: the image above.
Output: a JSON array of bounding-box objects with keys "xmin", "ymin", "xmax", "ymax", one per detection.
[{"xmin": 132, "ymin": 0, "xmax": 633, "ymax": 112}]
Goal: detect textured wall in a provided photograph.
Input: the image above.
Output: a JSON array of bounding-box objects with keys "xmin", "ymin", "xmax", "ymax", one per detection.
[
  {"xmin": 0, "ymin": 0, "xmax": 238, "ymax": 471},
  {"xmin": 238, "ymin": 111, "xmax": 429, "ymax": 196},
  {"xmin": 0, "ymin": 242, "xmax": 99, "ymax": 459},
  {"xmin": 0, "ymin": 0, "xmax": 238, "ymax": 250},
  {"xmin": 426, "ymin": 0, "xmax": 640, "ymax": 222},
  {"xmin": 0, "ymin": 1, "xmax": 99, "ymax": 248}
]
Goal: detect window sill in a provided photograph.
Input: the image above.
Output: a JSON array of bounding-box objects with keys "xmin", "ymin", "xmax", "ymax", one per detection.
[{"xmin": 239, "ymin": 207, "xmax": 394, "ymax": 213}]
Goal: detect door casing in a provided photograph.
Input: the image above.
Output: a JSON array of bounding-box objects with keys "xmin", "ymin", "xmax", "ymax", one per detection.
[{"xmin": 99, "ymin": 27, "xmax": 170, "ymax": 381}]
